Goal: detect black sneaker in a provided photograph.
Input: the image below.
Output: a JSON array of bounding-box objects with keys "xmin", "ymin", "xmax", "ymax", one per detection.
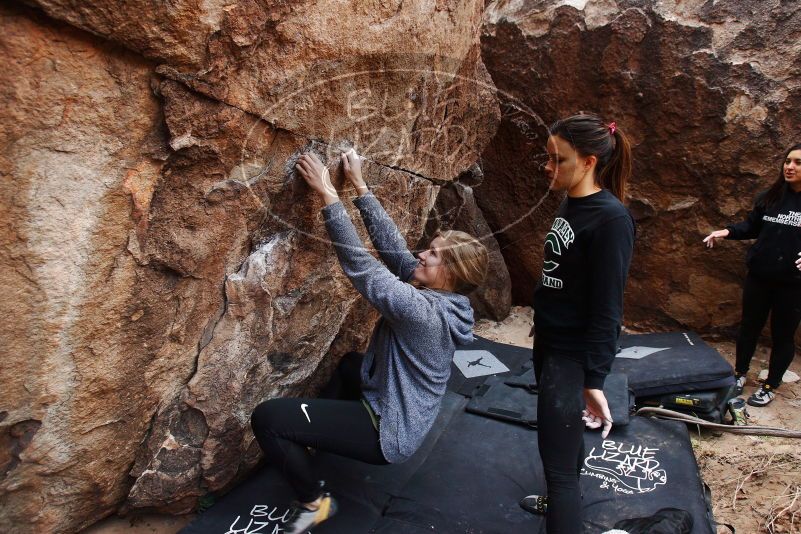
[
  {"xmin": 284, "ymin": 493, "xmax": 338, "ymax": 534},
  {"xmin": 733, "ymin": 374, "xmax": 747, "ymax": 396},
  {"xmin": 519, "ymin": 494, "xmax": 547, "ymax": 515},
  {"xmin": 747, "ymin": 385, "xmax": 776, "ymax": 407}
]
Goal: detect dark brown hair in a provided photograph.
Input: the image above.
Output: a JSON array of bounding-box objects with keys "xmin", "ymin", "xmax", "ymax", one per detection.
[
  {"xmin": 759, "ymin": 143, "xmax": 801, "ymax": 208},
  {"xmin": 549, "ymin": 112, "xmax": 632, "ymax": 201}
]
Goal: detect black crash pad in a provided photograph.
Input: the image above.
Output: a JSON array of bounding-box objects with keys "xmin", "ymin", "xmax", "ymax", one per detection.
[
  {"xmin": 179, "ymin": 393, "xmax": 466, "ymax": 534},
  {"xmin": 466, "ymin": 372, "xmax": 633, "ymax": 428},
  {"xmin": 447, "ymin": 335, "xmax": 533, "ymax": 397},
  {"xmin": 182, "ymin": 336, "xmax": 716, "ymax": 534},
  {"xmin": 381, "ymin": 401, "xmax": 545, "ymax": 533},
  {"xmin": 613, "ymin": 332, "xmax": 734, "ymax": 398},
  {"xmin": 581, "ymin": 416, "xmax": 714, "ymax": 534},
  {"xmin": 504, "ymin": 360, "xmax": 536, "ymax": 392},
  {"xmin": 181, "ymin": 412, "xmax": 714, "ymax": 534},
  {"xmin": 385, "ymin": 411, "xmax": 713, "ymax": 534},
  {"xmin": 639, "ymin": 384, "xmax": 737, "ymax": 424}
]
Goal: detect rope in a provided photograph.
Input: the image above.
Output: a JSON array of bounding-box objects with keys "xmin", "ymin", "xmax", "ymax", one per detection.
[{"xmin": 635, "ymin": 407, "xmax": 801, "ymax": 439}]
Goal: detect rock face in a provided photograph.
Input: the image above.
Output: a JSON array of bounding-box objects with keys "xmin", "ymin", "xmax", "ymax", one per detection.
[
  {"xmin": 0, "ymin": 1, "xmax": 499, "ymax": 532},
  {"xmin": 479, "ymin": 0, "xmax": 801, "ymax": 343},
  {"xmin": 28, "ymin": 0, "xmax": 498, "ymax": 182}
]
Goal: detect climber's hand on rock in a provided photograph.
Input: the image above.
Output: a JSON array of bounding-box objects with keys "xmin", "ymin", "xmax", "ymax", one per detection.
[
  {"xmin": 796, "ymin": 252, "xmax": 801, "ymax": 272},
  {"xmin": 295, "ymin": 153, "xmax": 328, "ymax": 193},
  {"xmin": 296, "ymin": 153, "xmax": 338, "ymax": 202},
  {"xmin": 703, "ymin": 229, "xmax": 729, "ymax": 249},
  {"xmin": 341, "ymin": 148, "xmax": 366, "ymax": 192}
]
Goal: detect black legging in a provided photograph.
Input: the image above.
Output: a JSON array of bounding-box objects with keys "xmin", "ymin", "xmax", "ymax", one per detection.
[
  {"xmin": 534, "ymin": 342, "xmax": 586, "ymax": 534},
  {"xmin": 250, "ymin": 352, "xmax": 388, "ymax": 503},
  {"xmin": 735, "ymin": 274, "xmax": 801, "ymax": 388}
]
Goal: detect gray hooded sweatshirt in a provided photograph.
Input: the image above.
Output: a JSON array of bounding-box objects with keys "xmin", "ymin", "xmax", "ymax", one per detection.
[{"xmin": 321, "ymin": 191, "xmax": 475, "ymax": 463}]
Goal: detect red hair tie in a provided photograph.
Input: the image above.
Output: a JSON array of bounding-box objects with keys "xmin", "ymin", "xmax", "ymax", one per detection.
[{"xmin": 608, "ymin": 121, "xmax": 617, "ymax": 135}]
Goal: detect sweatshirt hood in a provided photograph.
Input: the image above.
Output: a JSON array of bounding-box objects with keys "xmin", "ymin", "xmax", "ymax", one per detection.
[{"xmin": 430, "ymin": 289, "xmax": 475, "ymax": 346}]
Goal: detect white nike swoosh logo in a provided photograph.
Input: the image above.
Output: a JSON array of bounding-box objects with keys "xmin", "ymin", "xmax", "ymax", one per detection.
[{"xmin": 301, "ymin": 403, "xmax": 310, "ymax": 423}]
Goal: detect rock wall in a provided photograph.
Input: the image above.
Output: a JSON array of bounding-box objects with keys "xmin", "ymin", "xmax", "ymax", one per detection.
[
  {"xmin": 0, "ymin": 2, "xmax": 499, "ymax": 532},
  {"xmin": 479, "ymin": 0, "xmax": 801, "ymax": 342}
]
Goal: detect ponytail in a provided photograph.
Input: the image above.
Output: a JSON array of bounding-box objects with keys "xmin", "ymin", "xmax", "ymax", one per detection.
[
  {"xmin": 550, "ymin": 112, "xmax": 633, "ymax": 202},
  {"xmin": 597, "ymin": 128, "xmax": 632, "ymax": 202}
]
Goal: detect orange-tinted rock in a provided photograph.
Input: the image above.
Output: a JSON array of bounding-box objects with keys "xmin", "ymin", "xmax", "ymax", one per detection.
[
  {"xmin": 0, "ymin": 5, "xmax": 165, "ymax": 532},
  {"xmin": 124, "ymin": 82, "xmax": 440, "ymax": 510},
  {"xmin": 27, "ymin": 0, "xmax": 500, "ymax": 182},
  {"xmin": 0, "ymin": 1, "xmax": 497, "ymax": 531},
  {"xmin": 479, "ymin": 0, "xmax": 801, "ymax": 343}
]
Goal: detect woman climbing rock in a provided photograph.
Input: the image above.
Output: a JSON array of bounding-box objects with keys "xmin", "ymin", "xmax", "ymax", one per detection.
[{"xmin": 250, "ymin": 148, "xmax": 489, "ymax": 533}]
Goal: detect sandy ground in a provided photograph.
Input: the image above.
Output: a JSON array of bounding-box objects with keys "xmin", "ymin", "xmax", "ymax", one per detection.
[
  {"xmin": 691, "ymin": 340, "xmax": 801, "ymax": 534},
  {"xmin": 83, "ymin": 305, "xmax": 801, "ymax": 533}
]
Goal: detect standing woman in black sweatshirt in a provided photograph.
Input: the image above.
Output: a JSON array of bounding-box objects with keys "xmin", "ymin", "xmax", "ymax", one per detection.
[
  {"xmin": 519, "ymin": 113, "xmax": 635, "ymax": 534},
  {"xmin": 703, "ymin": 143, "xmax": 801, "ymax": 407}
]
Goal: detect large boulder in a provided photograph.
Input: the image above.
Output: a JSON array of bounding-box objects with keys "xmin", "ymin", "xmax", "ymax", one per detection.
[
  {"xmin": 0, "ymin": 7, "xmax": 165, "ymax": 531},
  {"xmin": 121, "ymin": 79, "xmax": 444, "ymax": 514},
  {"xmin": 0, "ymin": 1, "xmax": 499, "ymax": 532},
  {"xmin": 26, "ymin": 0, "xmax": 499, "ymax": 181},
  {"xmin": 479, "ymin": 0, "xmax": 801, "ymax": 341}
]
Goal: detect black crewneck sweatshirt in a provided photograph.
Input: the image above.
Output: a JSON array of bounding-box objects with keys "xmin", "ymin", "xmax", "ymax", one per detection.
[
  {"xmin": 725, "ymin": 185, "xmax": 801, "ymax": 285},
  {"xmin": 533, "ymin": 189, "xmax": 635, "ymax": 389}
]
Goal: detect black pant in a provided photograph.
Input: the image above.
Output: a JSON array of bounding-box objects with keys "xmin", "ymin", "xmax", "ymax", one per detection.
[
  {"xmin": 534, "ymin": 343, "xmax": 585, "ymax": 534},
  {"xmin": 735, "ymin": 274, "xmax": 801, "ymax": 388},
  {"xmin": 250, "ymin": 352, "xmax": 388, "ymax": 503}
]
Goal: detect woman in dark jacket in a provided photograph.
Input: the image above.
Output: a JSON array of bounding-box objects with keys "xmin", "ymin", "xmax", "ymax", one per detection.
[
  {"xmin": 250, "ymin": 149, "xmax": 489, "ymax": 533},
  {"xmin": 704, "ymin": 143, "xmax": 801, "ymax": 407},
  {"xmin": 520, "ymin": 113, "xmax": 636, "ymax": 534}
]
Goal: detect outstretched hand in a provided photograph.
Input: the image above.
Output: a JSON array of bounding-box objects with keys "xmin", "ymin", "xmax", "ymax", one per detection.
[
  {"xmin": 703, "ymin": 229, "xmax": 730, "ymax": 248},
  {"xmin": 583, "ymin": 388, "xmax": 613, "ymax": 439},
  {"xmin": 295, "ymin": 153, "xmax": 339, "ymax": 204}
]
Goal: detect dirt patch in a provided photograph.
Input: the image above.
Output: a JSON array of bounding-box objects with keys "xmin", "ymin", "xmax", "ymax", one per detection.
[{"xmin": 694, "ymin": 340, "xmax": 801, "ymax": 534}]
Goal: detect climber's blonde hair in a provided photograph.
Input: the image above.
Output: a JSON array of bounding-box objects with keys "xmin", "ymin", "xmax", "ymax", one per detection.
[{"xmin": 434, "ymin": 230, "xmax": 489, "ymax": 294}]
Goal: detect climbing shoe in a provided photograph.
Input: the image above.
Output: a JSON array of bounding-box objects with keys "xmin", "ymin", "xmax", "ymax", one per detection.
[
  {"xmin": 733, "ymin": 374, "xmax": 747, "ymax": 396},
  {"xmin": 284, "ymin": 492, "xmax": 337, "ymax": 534},
  {"xmin": 747, "ymin": 384, "xmax": 776, "ymax": 407},
  {"xmin": 519, "ymin": 494, "xmax": 547, "ymax": 515}
]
